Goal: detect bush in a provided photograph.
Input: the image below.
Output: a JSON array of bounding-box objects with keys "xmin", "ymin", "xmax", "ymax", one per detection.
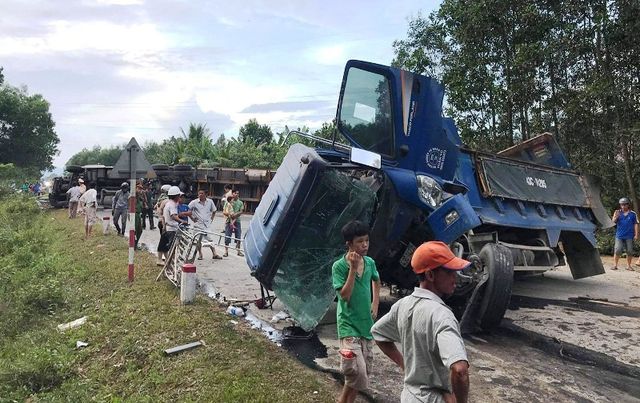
[{"xmin": 596, "ymin": 228, "xmax": 616, "ymax": 255}]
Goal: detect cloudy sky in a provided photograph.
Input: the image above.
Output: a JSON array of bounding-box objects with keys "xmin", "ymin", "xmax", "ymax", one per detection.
[{"xmin": 1, "ymin": 0, "xmax": 438, "ymax": 169}]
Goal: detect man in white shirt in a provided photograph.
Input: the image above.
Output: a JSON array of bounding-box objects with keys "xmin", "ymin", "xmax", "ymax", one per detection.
[
  {"xmin": 78, "ymin": 182, "xmax": 98, "ymax": 238},
  {"xmin": 157, "ymin": 186, "xmax": 186, "ymax": 257},
  {"xmin": 189, "ymin": 190, "xmax": 223, "ymax": 260},
  {"xmin": 372, "ymin": 241, "xmax": 470, "ymax": 403},
  {"xmin": 77, "ymin": 178, "xmax": 87, "ymax": 215},
  {"xmin": 66, "ymin": 182, "xmax": 82, "ymax": 219}
]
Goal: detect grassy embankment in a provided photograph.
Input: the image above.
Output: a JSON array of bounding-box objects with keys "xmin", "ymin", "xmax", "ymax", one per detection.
[{"xmin": 0, "ymin": 199, "xmax": 334, "ymax": 402}]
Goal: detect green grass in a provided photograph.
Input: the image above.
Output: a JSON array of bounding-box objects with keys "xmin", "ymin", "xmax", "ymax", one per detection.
[{"xmin": 0, "ymin": 205, "xmax": 335, "ymax": 402}]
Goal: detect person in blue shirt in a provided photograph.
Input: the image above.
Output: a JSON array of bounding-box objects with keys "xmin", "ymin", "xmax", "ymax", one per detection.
[
  {"xmin": 612, "ymin": 197, "xmax": 638, "ymax": 271},
  {"xmin": 177, "ymin": 194, "xmax": 191, "ymax": 225}
]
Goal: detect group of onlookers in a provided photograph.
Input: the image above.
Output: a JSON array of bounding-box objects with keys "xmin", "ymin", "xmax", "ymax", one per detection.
[
  {"xmin": 21, "ymin": 182, "xmax": 42, "ymax": 196},
  {"xmin": 65, "ymin": 178, "xmax": 97, "ymax": 238},
  {"xmin": 154, "ymin": 184, "xmax": 245, "ymax": 266},
  {"xmin": 333, "ymin": 220, "xmax": 470, "ymax": 403}
]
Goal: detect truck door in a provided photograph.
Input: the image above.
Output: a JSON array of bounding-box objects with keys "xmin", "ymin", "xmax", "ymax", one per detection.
[{"xmin": 336, "ymin": 63, "xmax": 397, "ymax": 161}]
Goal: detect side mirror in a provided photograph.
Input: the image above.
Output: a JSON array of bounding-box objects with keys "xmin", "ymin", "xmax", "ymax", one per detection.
[{"xmin": 350, "ymin": 148, "xmax": 382, "ymax": 169}]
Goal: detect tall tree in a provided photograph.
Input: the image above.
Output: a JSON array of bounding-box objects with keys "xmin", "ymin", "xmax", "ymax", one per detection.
[
  {"xmin": 393, "ymin": 0, "xmax": 640, "ymax": 209},
  {"xmin": 238, "ymin": 119, "xmax": 273, "ymax": 145},
  {"xmin": 0, "ymin": 76, "xmax": 59, "ymax": 174}
]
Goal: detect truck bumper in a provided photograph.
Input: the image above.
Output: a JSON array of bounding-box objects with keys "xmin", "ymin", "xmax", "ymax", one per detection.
[{"xmin": 427, "ymin": 194, "xmax": 481, "ymax": 244}]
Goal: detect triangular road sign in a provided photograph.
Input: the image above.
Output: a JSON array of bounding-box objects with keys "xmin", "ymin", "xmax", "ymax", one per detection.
[{"xmin": 108, "ymin": 137, "xmax": 155, "ymax": 179}]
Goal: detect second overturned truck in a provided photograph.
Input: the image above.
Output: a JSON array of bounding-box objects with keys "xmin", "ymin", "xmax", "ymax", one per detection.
[{"xmin": 244, "ymin": 60, "xmax": 612, "ymax": 332}]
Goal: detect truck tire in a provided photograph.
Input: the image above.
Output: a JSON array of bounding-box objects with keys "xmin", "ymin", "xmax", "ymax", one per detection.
[
  {"xmin": 152, "ymin": 164, "xmax": 169, "ymax": 171},
  {"xmin": 66, "ymin": 165, "xmax": 84, "ymax": 174},
  {"xmin": 173, "ymin": 164, "xmax": 193, "ymax": 171},
  {"xmin": 477, "ymin": 243, "xmax": 514, "ymax": 330}
]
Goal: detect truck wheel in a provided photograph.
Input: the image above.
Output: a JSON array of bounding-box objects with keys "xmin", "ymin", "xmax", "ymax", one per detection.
[
  {"xmin": 173, "ymin": 164, "xmax": 193, "ymax": 171},
  {"xmin": 152, "ymin": 164, "xmax": 169, "ymax": 171},
  {"xmin": 477, "ymin": 243, "xmax": 514, "ymax": 330}
]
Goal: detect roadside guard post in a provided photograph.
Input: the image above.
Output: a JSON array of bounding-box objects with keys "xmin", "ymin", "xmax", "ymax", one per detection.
[
  {"xmin": 181, "ymin": 263, "xmax": 197, "ymax": 304},
  {"xmin": 102, "ymin": 216, "xmax": 110, "ymax": 235},
  {"xmin": 110, "ymin": 137, "xmax": 154, "ymax": 283}
]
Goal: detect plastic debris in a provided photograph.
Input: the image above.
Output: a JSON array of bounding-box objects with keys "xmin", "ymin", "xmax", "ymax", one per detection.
[
  {"xmin": 76, "ymin": 340, "xmax": 89, "ymax": 348},
  {"xmin": 226, "ymin": 305, "xmax": 245, "ymax": 317},
  {"xmin": 229, "ymin": 320, "xmax": 239, "ymax": 325},
  {"xmin": 57, "ymin": 316, "xmax": 87, "ymax": 332},
  {"xmin": 164, "ymin": 340, "xmax": 204, "ymax": 355},
  {"xmin": 270, "ymin": 311, "xmax": 290, "ymax": 323}
]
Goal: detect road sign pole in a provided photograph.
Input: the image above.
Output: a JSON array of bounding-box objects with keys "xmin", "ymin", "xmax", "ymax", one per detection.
[{"xmin": 128, "ymin": 146, "xmax": 137, "ymax": 282}]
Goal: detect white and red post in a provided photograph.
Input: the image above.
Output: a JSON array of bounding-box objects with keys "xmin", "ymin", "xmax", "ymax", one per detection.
[{"xmin": 128, "ymin": 177, "xmax": 136, "ymax": 282}]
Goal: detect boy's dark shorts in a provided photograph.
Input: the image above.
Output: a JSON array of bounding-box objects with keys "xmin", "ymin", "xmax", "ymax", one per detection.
[{"xmin": 339, "ymin": 337, "xmax": 373, "ymax": 391}]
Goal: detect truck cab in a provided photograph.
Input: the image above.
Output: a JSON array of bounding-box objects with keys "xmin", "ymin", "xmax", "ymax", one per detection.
[{"xmin": 245, "ymin": 60, "xmax": 611, "ymax": 332}]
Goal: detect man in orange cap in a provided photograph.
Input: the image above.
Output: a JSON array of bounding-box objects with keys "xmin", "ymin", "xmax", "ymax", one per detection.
[{"xmin": 371, "ymin": 241, "xmax": 470, "ymax": 403}]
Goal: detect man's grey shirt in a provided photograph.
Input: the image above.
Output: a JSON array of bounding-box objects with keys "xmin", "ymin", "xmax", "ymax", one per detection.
[
  {"xmin": 188, "ymin": 197, "xmax": 216, "ymax": 229},
  {"xmin": 112, "ymin": 190, "xmax": 129, "ymax": 210},
  {"xmin": 371, "ymin": 288, "xmax": 468, "ymax": 403},
  {"xmin": 66, "ymin": 186, "xmax": 82, "ymax": 202}
]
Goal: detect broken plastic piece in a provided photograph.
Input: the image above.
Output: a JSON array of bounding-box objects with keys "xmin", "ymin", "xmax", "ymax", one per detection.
[
  {"xmin": 76, "ymin": 340, "xmax": 89, "ymax": 348},
  {"xmin": 164, "ymin": 340, "xmax": 204, "ymax": 355},
  {"xmin": 57, "ymin": 316, "xmax": 87, "ymax": 332},
  {"xmin": 271, "ymin": 311, "xmax": 290, "ymax": 323}
]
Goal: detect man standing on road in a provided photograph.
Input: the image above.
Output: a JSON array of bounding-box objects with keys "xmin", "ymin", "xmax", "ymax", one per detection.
[
  {"xmin": 79, "ymin": 182, "xmax": 98, "ymax": 239},
  {"xmin": 155, "ymin": 184, "xmax": 171, "ymax": 237},
  {"xmin": 223, "ymin": 189, "xmax": 245, "ymax": 257},
  {"xmin": 141, "ymin": 182, "xmax": 156, "ymax": 230},
  {"xmin": 112, "ymin": 182, "xmax": 130, "ymax": 236},
  {"xmin": 612, "ymin": 197, "xmax": 639, "ymax": 271},
  {"xmin": 66, "ymin": 181, "xmax": 82, "ymax": 219},
  {"xmin": 77, "ymin": 178, "xmax": 87, "ymax": 216},
  {"xmin": 332, "ymin": 220, "xmax": 381, "ymax": 403},
  {"xmin": 189, "ymin": 190, "xmax": 223, "ymax": 260},
  {"xmin": 372, "ymin": 241, "xmax": 470, "ymax": 403},
  {"xmin": 157, "ymin": 186, "xmax": 186, "ymax": 260}
]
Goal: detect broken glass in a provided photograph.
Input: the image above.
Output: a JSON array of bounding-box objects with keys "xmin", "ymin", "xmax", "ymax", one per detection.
[{"xmin": 271, "ymin": 169, "xmax": 377, "ymax": 331}]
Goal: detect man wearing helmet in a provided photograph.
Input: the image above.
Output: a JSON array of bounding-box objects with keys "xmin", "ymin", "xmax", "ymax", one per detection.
[
  {"xmin": 157, "ymin": 186, "xmax": 187, "ymax": 260},
  {"xmin": 612, "ymin": 197, "xmax": 638, "ymax": 271},
  {"xmin": 112, "ymin": 182, "xmax": 130, "ymax": 236}
]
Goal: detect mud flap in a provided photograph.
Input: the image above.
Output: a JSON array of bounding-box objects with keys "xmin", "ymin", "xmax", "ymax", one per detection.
[
  {"xmin": 561, "ymin": 231, "xmax": 606, "ymax": 279},
  {"xmin": 582, "ymin": 174, "xmax": 614, "ymax": 229}
]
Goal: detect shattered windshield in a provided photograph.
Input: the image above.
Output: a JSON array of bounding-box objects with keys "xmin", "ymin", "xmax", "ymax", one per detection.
[{"xmin": 271, "ymin": 169, "xmax": 377, "ymax": 331}]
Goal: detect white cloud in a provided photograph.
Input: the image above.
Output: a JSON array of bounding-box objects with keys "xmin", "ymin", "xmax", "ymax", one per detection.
[
  {"xmin": 309, "ymin": 44, "xmax": 349, "ymax": 66},
  {"xmin": 0, "ymin": 21, "xmax": 167, "ymax": 56}
]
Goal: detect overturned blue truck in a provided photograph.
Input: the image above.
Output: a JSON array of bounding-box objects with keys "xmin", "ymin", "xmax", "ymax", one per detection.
[{"xmin": 244, "ymin": 60, "xmax": 613, "ymax": 332}]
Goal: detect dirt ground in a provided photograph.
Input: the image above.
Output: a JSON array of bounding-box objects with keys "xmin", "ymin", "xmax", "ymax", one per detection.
[{"xmin": 123, "ymin": 212, "xmax": 640, "ymax": 402}]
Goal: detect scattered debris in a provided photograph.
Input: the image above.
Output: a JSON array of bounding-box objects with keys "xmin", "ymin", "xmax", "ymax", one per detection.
[
  {"xmin": 76, "ymin": 340, "xmax": 89, "ymax": 348},
  {"xmin": 164, "ymin": 340, "xmax": 204, "ymax": 356},
  {"xmin": 57, "ymin": 316, "xmax": 87, "ymax": 332},
  {"xmin": 229, "ymin": 320, "xmax": 239, "ymax": 325},
  {"xmin": 227, "ymin": 305, "xmax": 245, "ymax": 317},
  {"xmin": 271, "ymin": 310, "xmax": 290, "ymax": 323}
]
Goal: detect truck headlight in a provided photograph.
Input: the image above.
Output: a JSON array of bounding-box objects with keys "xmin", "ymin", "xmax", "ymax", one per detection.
[{"xmin": 417, "ymin": 175, "xmax": 443, "ymax": 208}]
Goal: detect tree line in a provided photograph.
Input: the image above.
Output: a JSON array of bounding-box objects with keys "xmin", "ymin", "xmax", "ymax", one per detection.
[
  {"xmin": 392, "ymin": 0, "xmax": 639, "ymax": 210},
  {"xmin": 66, "ymin": 120, "xmax": 337, "ymax": 170}
]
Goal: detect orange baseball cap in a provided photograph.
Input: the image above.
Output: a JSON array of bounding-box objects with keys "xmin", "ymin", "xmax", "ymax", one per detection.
[{"xmin": 411, "ymin": 241, "xmax": 471, "ymax": 274}]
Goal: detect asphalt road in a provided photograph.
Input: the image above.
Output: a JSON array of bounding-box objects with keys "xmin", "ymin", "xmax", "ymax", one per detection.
[{"xmin": 118, "ymin": 212, "xmax": 640, "ymax": 402}]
